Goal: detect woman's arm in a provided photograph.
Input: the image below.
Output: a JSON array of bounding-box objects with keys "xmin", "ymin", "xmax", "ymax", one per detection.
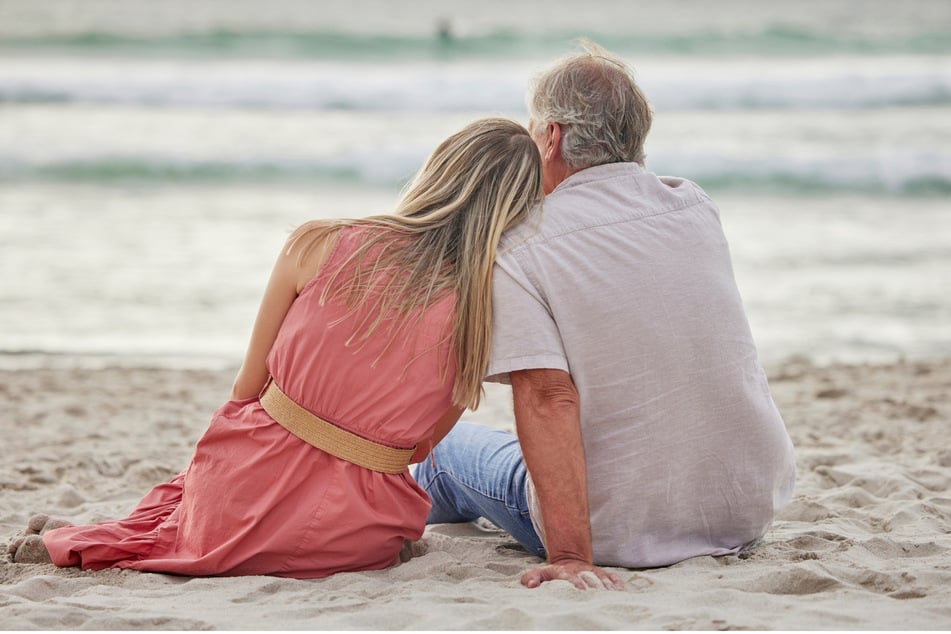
[
  {"xmin": 231, "ymin": 230, "xmax": 338, "ymax": 400},
  {"xmin": 410, "ymin": 405, "xmax": 465, "ymax": 464}
]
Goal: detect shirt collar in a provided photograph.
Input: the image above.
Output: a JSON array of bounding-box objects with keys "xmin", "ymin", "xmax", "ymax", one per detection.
[{"xmin": 551, "ymin": 162, "xmax": 646, "ymax": 195}]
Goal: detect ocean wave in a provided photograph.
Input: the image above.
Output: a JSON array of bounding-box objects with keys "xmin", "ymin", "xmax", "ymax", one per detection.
[
  {"xmin": 3, "ymin": 154, "xmax": 949, "ymax": 196},
  {"xmin": 2, "ymin": 26, "xmax": 950, "ymax": 59},
  {"xmin": 0, "ymin": 158, "xmax": 376, "ymax": 186},
  {"xmin": 1, "ymin": 59, "xmax": 948, "ymax": 111}
]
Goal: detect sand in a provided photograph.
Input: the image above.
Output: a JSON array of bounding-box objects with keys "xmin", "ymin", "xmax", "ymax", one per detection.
[{"xmin": 2, "ymin": 356, "xmax": 950, "ymax": 630}]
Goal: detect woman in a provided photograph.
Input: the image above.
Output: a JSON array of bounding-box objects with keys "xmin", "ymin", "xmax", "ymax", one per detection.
[{"xmin": 9, "ymin": 117, "xmax": 543, "ymax": 578}]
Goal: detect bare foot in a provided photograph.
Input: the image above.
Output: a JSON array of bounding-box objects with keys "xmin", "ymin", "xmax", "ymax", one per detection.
[
  {"xmin": 12, "ymin": 535, "xmax": 52, "ymax": 564},
  {"xmin": 6, "ymin": 536, "xmax": 25, "ymax": 556},
  {"xmin": 398, "ymin": 538, "xmax": 430, "ymax": 563},
  {"xmin": 26, "ymin": 513, "xmax": 71, "ymax": 535},
  {"xmin": 43, "ymin": 517, "xmax": 70, "ymax": 533},
  {"xmin": 7, "ymin": 513, "xmax": 71, "ymax": 563},
  {"xmin": 27, "ymin": 513, "xmax": 51, "ymax": 533}
]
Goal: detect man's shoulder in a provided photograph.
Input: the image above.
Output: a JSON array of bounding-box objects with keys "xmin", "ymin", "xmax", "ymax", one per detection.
[
  {"xmin": 551, "ymin": 161, "xmax": 713, "ymax": 210},
  {"xmin": 499, "ymin": 163, "xmax": 716, "ymax": 254}
]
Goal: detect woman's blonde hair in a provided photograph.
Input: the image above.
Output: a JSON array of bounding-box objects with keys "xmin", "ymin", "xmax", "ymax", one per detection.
[{"xmin": 287, "ymin": 117, "xmax": 543, "ymax": 410}]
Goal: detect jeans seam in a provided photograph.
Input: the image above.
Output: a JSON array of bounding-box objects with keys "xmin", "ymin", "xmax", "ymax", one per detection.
[{"xmin": 426, "ymin": 469, "xmax": 523, "ymax": 514}]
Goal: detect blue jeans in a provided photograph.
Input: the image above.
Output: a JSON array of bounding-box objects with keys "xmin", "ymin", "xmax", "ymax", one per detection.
[{"xmin": 411, "ymin": 422, "xmax": 546, "ymax": 558}]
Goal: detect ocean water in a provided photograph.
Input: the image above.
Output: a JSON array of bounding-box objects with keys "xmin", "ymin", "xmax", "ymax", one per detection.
[{"xmin": 1, "ymin": 0, "xmax": 949, "ymax": 369}]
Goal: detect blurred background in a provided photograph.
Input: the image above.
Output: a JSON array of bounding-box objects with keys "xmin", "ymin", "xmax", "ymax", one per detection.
[{"xmin": 1, "ymin": 0, "xmax": 949, "ymax": 368}]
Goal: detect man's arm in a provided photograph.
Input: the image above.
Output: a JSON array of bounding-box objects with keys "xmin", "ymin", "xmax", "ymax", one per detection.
[{"xmin": 510, "ymin": 368, "xmax": 624, "ymax": 590}]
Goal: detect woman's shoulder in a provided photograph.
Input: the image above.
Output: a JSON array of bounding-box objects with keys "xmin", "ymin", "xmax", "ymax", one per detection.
[
  {"xmin": 293, "ymin": 219, "xmax": 399, "ymax": 248},
  {"xmin": 286, "ymin": 220, "xmax": 368, "ymax": 263}
]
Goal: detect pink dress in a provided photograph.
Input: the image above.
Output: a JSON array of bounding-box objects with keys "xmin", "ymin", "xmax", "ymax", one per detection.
[{"xmin": 44, "ymin": 227, "xmax": 457, "ymax": 578}]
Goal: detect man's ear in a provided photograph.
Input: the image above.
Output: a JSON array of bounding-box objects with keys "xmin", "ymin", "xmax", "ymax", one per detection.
[{"xmin": 546, "ymin": 123, "xmax": 561, "ymax": 162}]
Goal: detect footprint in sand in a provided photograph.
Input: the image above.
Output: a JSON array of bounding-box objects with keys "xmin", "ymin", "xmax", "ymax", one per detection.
[{"xmin": 6, "ymin": 513, "xmax": 72, "ymax": 564}]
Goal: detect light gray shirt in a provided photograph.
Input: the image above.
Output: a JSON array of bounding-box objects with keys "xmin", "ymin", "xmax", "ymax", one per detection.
[{"xmin": 486, "ymin": 162, "xmax": 796, "ymax": 568}]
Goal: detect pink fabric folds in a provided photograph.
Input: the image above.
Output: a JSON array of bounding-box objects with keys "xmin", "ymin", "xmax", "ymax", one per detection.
[{"xmin": 45, "ymin": 227, "xmax": 456, "ymax": 578}]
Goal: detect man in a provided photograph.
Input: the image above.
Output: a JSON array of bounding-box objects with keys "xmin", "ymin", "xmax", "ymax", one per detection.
[{"xmin": 413, "ymin": 41, "xmax": 796, "ymax": 590}]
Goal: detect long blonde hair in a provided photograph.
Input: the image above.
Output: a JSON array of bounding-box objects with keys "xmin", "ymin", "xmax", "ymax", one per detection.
[{"xmin": 287, "ymin": 117, "xmax": 543, "ymax": 409}]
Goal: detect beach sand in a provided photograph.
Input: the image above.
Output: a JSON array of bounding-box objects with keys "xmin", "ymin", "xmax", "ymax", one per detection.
[{"xmin": 2, "ymin": 357, "xmax": 950, "ymax": 630}]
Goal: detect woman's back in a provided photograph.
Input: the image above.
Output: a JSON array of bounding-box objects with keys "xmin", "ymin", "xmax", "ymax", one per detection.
[{"xmin": 268, "ymin": 225, "xmax": 457, "ymax": 451}]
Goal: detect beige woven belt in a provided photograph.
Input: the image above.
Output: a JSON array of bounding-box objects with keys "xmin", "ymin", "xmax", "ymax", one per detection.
[{"xmin": 259, "ymin": 379, "xmax": 415, "ymax": 474}]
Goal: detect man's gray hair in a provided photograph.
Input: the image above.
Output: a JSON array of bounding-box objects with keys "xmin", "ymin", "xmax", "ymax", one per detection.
[{"xmin": 528, "ymin": 39, "xmax": 653, "ymax": 169}]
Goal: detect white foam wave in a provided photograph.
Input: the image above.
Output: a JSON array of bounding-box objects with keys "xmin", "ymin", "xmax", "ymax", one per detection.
[{"xmin": 1, "ymin": 56, "xmax": 948, "ymax": 111}]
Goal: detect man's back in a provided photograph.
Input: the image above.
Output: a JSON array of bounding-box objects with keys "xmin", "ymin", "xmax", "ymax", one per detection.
[{"xmin": 487, "ymin": 162, "xmax": 796, "ymax": 567}]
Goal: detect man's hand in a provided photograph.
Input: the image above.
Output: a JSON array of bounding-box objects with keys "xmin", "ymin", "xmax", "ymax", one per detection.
[{"xmin": 521, "ymin": 558, "xmax": 625, "ymax": 590}]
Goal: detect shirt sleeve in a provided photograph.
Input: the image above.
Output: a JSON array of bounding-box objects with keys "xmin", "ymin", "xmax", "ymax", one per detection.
[{"xmin": 485, "ymin": 252, "xmax": 569, "ymax": 384}]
